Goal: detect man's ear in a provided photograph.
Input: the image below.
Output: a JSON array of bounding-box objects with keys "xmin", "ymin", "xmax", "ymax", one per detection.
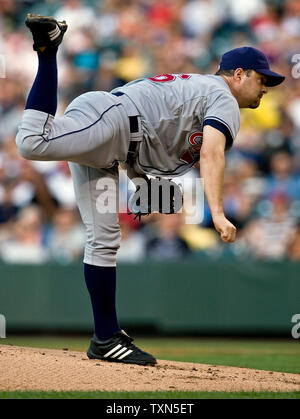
[{"xmin": 233, "ymin": 68, "xmax": 244, "ymax": 82}]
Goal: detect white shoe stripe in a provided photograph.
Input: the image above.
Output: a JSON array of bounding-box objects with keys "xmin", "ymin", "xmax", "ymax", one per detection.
[
  {"xmin": 49, "ymin": 32, "xmax": 60, "ymax": 40},
  {"xmin": 48, "ymin": 26, "xmax": 59, "ymax": 36},
  {"xmin": 49, "ymin": 34, "xmax": 60, "ymax": 40},
  {"xmin": 103, "ymin": 344, "xmax": 122, "ymax": 358},
  {"xmin": 48, "ymin": 27, "xmax": 60, "ymax": 40},
  {"xmin": 111, "ymin": 347, "xmax": 128, "ymax": 358},
  {"xmin": 118, "ymin": 349, "xmax": 133, "ymax": 360}
]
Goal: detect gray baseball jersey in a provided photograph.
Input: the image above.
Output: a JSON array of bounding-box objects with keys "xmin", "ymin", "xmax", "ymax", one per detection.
[
  {"xmin": 16, "ymin": 73, "xmax": 240, "ymax": 267},
  {"xmin": 112, "ymin": 74, "xmax": 240, "ymax": 177}
]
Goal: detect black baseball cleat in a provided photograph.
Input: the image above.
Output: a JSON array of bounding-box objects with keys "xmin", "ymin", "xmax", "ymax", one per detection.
[
  {"xmin": 87, "ymin": 330, "xmax": 157, "ymax": 366},
  {"xmin": 25, "ymin": 14, "xmax": 68, "ymax": 53}
]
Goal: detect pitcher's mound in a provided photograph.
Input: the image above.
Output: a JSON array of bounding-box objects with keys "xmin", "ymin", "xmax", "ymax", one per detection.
[{"xmin": 1, "ymin": 345, "xmax": 300, "ymax": 392}]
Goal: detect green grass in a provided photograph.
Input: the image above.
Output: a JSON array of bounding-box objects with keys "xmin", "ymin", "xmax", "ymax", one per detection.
[
  {"xmin": 138, "ymin": 337, "xmax": 300, "ymax": 374},
  {"xmin": 0, "ymin": 391, "xmax": 300, "ymax": 399},
  {"xmin": 1, "ymin": 336, "xmax": 300, "ymax": 399}
]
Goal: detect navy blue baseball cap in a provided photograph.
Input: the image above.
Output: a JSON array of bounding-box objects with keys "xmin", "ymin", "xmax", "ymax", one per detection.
[{"xmin": 219, "ymin": 46, "xmax": 285, "ymax": 87}]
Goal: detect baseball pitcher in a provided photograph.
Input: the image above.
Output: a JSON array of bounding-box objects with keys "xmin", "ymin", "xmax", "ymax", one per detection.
[{"xmin": 16, "ymin": 15, "xmax": 285, "ymax": 366}]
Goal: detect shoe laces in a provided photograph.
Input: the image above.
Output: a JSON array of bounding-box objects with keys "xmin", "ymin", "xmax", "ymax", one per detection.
[{"xmin": 116, "ymin": 331, "xmax": 142, "ymax": 351}]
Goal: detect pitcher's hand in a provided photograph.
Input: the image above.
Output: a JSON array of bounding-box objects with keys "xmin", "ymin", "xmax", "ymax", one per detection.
[{"xmin": 213, "ymin": 214, "xmax": 237, "ymax": 243}]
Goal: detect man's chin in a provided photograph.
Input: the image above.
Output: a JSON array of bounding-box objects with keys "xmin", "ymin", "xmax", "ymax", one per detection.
[{"xmin": 248, "ymin": 100, "xmax": 260, "ymax": 109}]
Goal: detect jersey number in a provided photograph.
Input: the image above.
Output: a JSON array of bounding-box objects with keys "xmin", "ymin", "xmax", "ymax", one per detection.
[{"xmin": 149, "ymin": 74, "xmax": 191, "ymax": 83}]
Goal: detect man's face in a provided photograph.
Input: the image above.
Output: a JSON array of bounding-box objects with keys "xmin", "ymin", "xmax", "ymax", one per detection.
[{"xmin": 236, "ymin": 70, "xmax": 268, "ymax": 108}]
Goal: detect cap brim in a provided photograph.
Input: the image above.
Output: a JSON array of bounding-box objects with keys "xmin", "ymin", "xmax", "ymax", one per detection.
[{"xmin": 256, "ymin": 69, "xmax": 285, "ymax": 87}]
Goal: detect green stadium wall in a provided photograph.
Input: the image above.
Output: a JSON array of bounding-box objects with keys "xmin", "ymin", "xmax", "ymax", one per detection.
[{"xmin": 0, "ymin": 260, "xmax": 299, "ymax": 335}]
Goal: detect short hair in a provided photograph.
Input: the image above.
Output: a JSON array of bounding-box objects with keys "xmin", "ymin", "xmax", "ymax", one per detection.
[{"xmin": 215, "ymin": 69, "xmax": 253, "ymax": 77}]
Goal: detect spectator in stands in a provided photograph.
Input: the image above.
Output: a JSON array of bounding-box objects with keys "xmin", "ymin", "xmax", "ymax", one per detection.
[
  {"xmin": 241, "ymin": 192, "xmax": 297, "ymax": 259},
  {"xmin": 264, "ymin": 151, "xmax": 300, "ymax": 201},
  {"xmin": 114, "ymin": 42, "xmax": 149, "ymax": 83},
  {"xmin": 0, "ymin": 178, "xmax": 18, "ymax": 224},
  {"xmin": 55, "ymin": 0, "xmax": 96, "ymax": 40},
  {"xmin": 287, "ymin": 223, "xmax": 300, "ymax": 261},
  {"xmin": 47, "ymin": 207, "xmax": 85, "ymax": 263},
  {"xmin": 0, "ymin": 0, "xmax": 300, "ymax": 263},
  {"xmin": 117, "ymin": 212, "xmax": 146, "ymax": 262},
  {"xmin": 146, "ymin": 213, "xmax": 191, "ymax": 260},
  {"xmin": 222, "ymin": 169, "xmax": 258, "ymax": 229},
  {"xmin": 0, "ymin": 205, "xmax": 48, "ymax": 264},
  {"xmin": 181, "ymin": 0, "xmax": 220, "ymax": 39}
]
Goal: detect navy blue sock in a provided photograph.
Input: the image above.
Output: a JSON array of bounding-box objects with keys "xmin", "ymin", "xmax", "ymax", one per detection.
[
  {"xmin": 84, "ymin": 263, "xmax": 120, "ymax": 340},
  {"xmin": 25, "ymin": 50, "xmax": 58, "ymax": 116}
]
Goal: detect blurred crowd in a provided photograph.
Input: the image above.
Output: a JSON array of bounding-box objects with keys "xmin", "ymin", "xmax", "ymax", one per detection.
[{"xmin": 0, "ymin": 0, "xmax": 300, "ymax": 264}]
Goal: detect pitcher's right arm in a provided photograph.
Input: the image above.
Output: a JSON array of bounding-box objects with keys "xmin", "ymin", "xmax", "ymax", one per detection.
[{"xmin": 200, "ymin": 124, "xmax": 236, "ymax": 243}]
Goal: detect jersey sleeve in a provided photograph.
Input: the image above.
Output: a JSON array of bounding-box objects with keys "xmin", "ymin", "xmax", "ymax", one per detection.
[{"xmin": 202, "ymin": 90, "xmax": 240, "ymax": 150}]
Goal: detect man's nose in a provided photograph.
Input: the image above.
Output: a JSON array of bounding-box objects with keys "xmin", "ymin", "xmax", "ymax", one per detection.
[{"xmin": 262, "ymin": 85, "xmax": 268, "ymax": 94}]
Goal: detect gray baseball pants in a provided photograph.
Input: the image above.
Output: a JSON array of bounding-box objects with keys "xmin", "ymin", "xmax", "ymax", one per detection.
[{"xmin": 16, "ymin": 91, "xmax": 142, "ymax": 266}]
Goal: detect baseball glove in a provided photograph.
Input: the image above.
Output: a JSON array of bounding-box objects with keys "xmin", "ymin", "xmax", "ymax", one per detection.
[{"xmin": 128, "ymin": 177, "xmax": 183, "ymax": 221}]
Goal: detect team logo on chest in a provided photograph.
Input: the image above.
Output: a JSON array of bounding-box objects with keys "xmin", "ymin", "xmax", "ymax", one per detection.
[{"xmin": 180, "ymin": 131, "xmax": 203, "ymax": 164}]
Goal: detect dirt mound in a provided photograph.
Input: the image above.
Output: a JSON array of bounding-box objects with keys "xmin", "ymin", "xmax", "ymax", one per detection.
[{"xmin": 1, "ymin": 345, "xmax": 300, "ymax": 392}]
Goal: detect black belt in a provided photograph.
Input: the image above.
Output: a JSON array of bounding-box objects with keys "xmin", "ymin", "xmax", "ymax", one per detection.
[{"xmin": 112, "ymin": 91, "xmax": 139, "ymax": 160}]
